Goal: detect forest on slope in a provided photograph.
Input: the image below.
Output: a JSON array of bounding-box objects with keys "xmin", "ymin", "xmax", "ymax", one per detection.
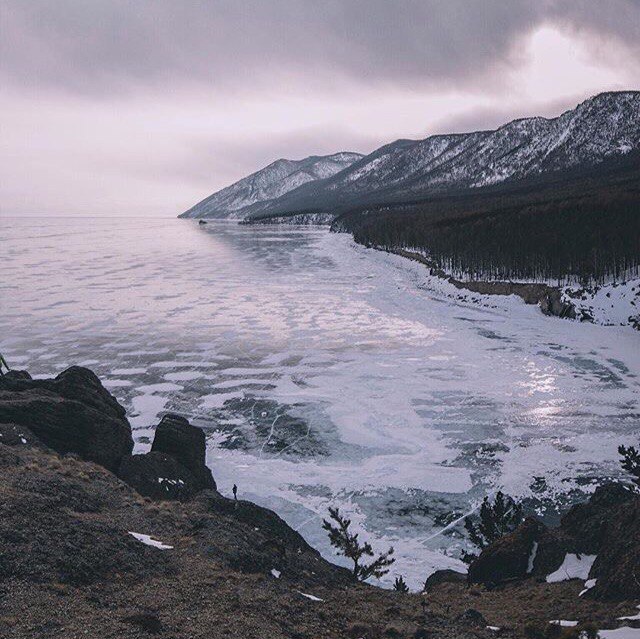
[{"xmin": 333, "ymin": 152, "xmax": 640, "ymax": 285}]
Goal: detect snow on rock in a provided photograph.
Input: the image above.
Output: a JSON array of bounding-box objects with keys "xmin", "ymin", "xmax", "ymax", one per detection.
[
  {"xmin": 128, "ymin": 532, "xmax": 173, "ymax": 550},
  {"xmin": 563, "ymin": 279, "xmax": 640, "ymax": 328},
  {"xmin": 550, "ymin": 620, "xmax": 579, "ymax": 627},
  {"xmin": 527, "ymin": 541, "xmax": 539, "ymax": 574},
  {"xmin": 180, "ymin": 152, "xmax": 363, "ymax": 219},
  {"xmin": 618, "ymin": 606, "xmax": 640, "ymax": 621},
  {"xmin": 298, "ymin": 591, "xmax": 324, "ymax": 602},
  {"xmin": 546, "ymin": 554, "xmax": 597, "ymax": 583},
  {"xmin": 579, "ymin": 578, "xmax": 597, "ymax": 597}
]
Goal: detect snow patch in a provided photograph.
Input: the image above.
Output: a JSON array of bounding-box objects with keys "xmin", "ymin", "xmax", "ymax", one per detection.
[
  {"xmin": 128, "ymin": 532, "xmax": 173, "ymax": 550},
  {"xmin": 298, "ymin": 591, "xmax": 323, "ymax": 602},
  {"xmin": 527, "ymin": 541, "xmax": 539, "ymax": 574},
  {"xmin": 546, "ymin": 554, "xmax": 596, "ymax": 583},
  {"xmin": 579, "ymin": 578, "xmax": 597, "ymax": 596},
  {"xmin": 599, "ymin": 629, "xmax": 640, "ymax": 639}
]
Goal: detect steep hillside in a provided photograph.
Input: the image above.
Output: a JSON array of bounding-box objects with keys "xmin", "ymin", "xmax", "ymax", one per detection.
[
  {"xmin": 180, "ymin": 152, "xmax": 363, "ymax": 219},
  {"xmin": 333, "ymin": 152, "xmax": 640, "ymax": 289},
  {"xmin": 241, "ymin": 91, "xmax": 640, "ymax": 220},
  {"xmin": 2, "ymin": 367, "xmax": 638, "ymax": 637}
]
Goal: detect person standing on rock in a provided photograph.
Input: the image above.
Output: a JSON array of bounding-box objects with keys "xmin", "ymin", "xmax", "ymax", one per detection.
[
  {"xmin": 232, "ymin": 484, "xmax": 238, "ymax": 500},
  {"xmin": 0, "ymin": 352, "xmax": 9, "ymax": 376}
]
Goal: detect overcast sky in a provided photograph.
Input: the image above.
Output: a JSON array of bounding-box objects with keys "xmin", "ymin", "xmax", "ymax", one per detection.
[{"xmin": 1, "ymin": 1, "xmax": 639, "ymax": 217}]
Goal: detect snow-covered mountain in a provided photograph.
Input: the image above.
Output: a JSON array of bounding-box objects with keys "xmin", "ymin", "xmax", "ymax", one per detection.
[
  {"xmin": 239, "ymin": 91, "xmax": 640, "ymax": 219},
  {"xmin": 179, "ymin": 152, "xmax": 363, "ymax": 219}
]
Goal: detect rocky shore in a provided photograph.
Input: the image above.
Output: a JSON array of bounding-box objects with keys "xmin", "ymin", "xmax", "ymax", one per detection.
[
  {"xmin": 1, "ymin": 367, "xmax": 638, "ymax": 638},
  {"xmin": 382, "ymin": 248, "xmax": 577, "ymax": 320}
]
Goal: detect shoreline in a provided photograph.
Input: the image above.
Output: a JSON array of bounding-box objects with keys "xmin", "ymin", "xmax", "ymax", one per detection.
[{"xmin": 379, "ymin": 247, "xmax": 577, "ymax": 320}]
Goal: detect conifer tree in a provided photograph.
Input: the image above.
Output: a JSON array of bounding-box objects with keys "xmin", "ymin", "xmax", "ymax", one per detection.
[
  {"xmin": 462, "ymin": 491, "xmax": 523, "ymax": 563},
  {"xmin": 322, "ymin": 507, "xmax": 395, "ymax": 581},
  {"xmin": 619, "ymin": 443, "xmax": 640, "ymax": 489},
  {"xmin": 393, "ymin": 575, "xmax": 409, "ymax": 592}
]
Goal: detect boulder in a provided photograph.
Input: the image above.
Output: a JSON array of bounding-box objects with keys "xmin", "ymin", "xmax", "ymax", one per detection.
[
  {"xmin": 118, "ymin": 414, "xmax": 216, "ymax": 500},
  {"xmin": 467, "ymin": 517, "xmax": 565, "ymax": 587},
  {"xmin": 560, "ymin": 483, "xmax": 636, "ymax": 554},
  {"xmin": 0, "ymin": 366, "xmax": 133, "ymax": 472},
  {"xmin": 423, "ymin": 569, "xmax": 466, "ymax": 592},
  {"xmin": 589, "ymin": 494, "xmax": 640, "ymax": 600},
  {"xmin": 118, "ymin": 451, "xmax": 209, "ymax": 501},
  {"xmin": 151, "ymin": 414, "xmax": 215, "ymax": 491}
]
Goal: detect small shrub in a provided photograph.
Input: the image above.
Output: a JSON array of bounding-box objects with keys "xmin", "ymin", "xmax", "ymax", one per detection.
[{"xmin": 393, "ymin": 575, "xmax": 409, "ymax": 592}]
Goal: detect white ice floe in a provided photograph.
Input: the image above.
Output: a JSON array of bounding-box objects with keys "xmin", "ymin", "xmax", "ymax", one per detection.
[
  {"xmin": 546, "ymin": 554, "xmax": 596, "ymax": 583},
  {"xmin": 271, "ymin": 569, "xmax": 281, "ymax": 578},
  {"xmin": 298, "ymin": 591, "xmax": 323, "ymax": 602},
  {"xmin": 579, "ymin": 578, "xmax": 597, "ymax": 596},
  {"xmin": 128, "ymin": 532, "xmax": 173, "ymax": 550},
  {"xmin": 102, "ymin": 379, "xmax": 133, "ymax": 388}
]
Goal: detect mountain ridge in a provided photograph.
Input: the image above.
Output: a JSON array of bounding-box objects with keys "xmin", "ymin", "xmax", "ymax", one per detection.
[
  {"xmin": 179, "ymin": 151, "xmax": 364, "ymax": 219},
  {"xmin": 182, "ymin": 91, "xmax": 639, "ymax": 221}
]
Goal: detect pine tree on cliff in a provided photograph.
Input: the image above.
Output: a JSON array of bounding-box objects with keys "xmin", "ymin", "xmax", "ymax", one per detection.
[
  {"xmin": 393, "ymin": 575, "xmax": 409, "ymax": 592},
  {"xmin": 462, "ymin": 491, "xmax": 523, "ymax": 563},
  {"xmin": 322, "ymin": 507, "xmax": 395, "ymax": 581},
  {"xmin": 619, "ymin": 443, "xmax": 640, "ymax": 489}
]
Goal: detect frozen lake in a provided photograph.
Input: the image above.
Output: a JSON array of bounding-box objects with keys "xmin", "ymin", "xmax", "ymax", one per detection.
[{"xmin": 1, "ymin": 217, "xmax": 638, "ymax": 587}]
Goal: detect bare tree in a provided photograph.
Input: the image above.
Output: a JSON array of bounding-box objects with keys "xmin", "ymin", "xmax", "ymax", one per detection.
[{"xmin": 322, "ymin": 507, "xmax": 394, "ymax": 581}]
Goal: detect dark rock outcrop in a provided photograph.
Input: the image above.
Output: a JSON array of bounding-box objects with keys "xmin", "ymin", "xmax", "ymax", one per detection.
[
  {"xmin": 589, "ymin": 495, "xmax": 640, "ymax": 600},
  {"xmin": 151, "ymin": 414, "xmax": 216, "ymax": 491},
  {"xmin": 2, "ymin": 370, "xmax": 33, "ymax": 381},
  {"xmin": 119, "ymin": 451, "xmax": 210, "ymax": 501},
  {"xmin": 118, "ymin": 414, "xmax": 216, "ymax": 500},
  {"xmin": 0, "ymin": 422, "xmax": 45, "ymax": 448},
  {"xmin": 467, "ymin": 518, "xmax": 564, "ymax": 587},
  {"xmin": 0, "ymin": 368, "xmax": 217, "ymax": 501},
  {"xmin": 0, "ymin": 366, "xmax": 133, "ymax": 472},
  {"xmin": 560, "ymin": 483, "xmax": 636, "ymax": 554},
  {"xmin": 466, "ymin": 483, "xmax": 640, "ymax": 600},
  {"xmin": 423, "ymin": 569, "xmax": 466, "ymax": 592}
]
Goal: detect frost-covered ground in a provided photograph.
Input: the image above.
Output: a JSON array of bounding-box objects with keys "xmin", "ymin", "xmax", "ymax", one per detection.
[
  {"xmin": 563, "ymin": 280, "xmax": 640, "ymax": 327},
  {"xmin": 1, "ymin": 217, "xmax": 638, "ymax": 589}
]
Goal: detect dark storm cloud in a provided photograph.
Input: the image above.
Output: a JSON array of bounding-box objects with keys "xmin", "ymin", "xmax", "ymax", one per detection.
[
  {"xmin": 1, "ymin": 1, "xmax": 638, "ymax": 217},
  {"xmin": 2, "ymin": 0, "xmax": 638, "ymax": 96}
]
